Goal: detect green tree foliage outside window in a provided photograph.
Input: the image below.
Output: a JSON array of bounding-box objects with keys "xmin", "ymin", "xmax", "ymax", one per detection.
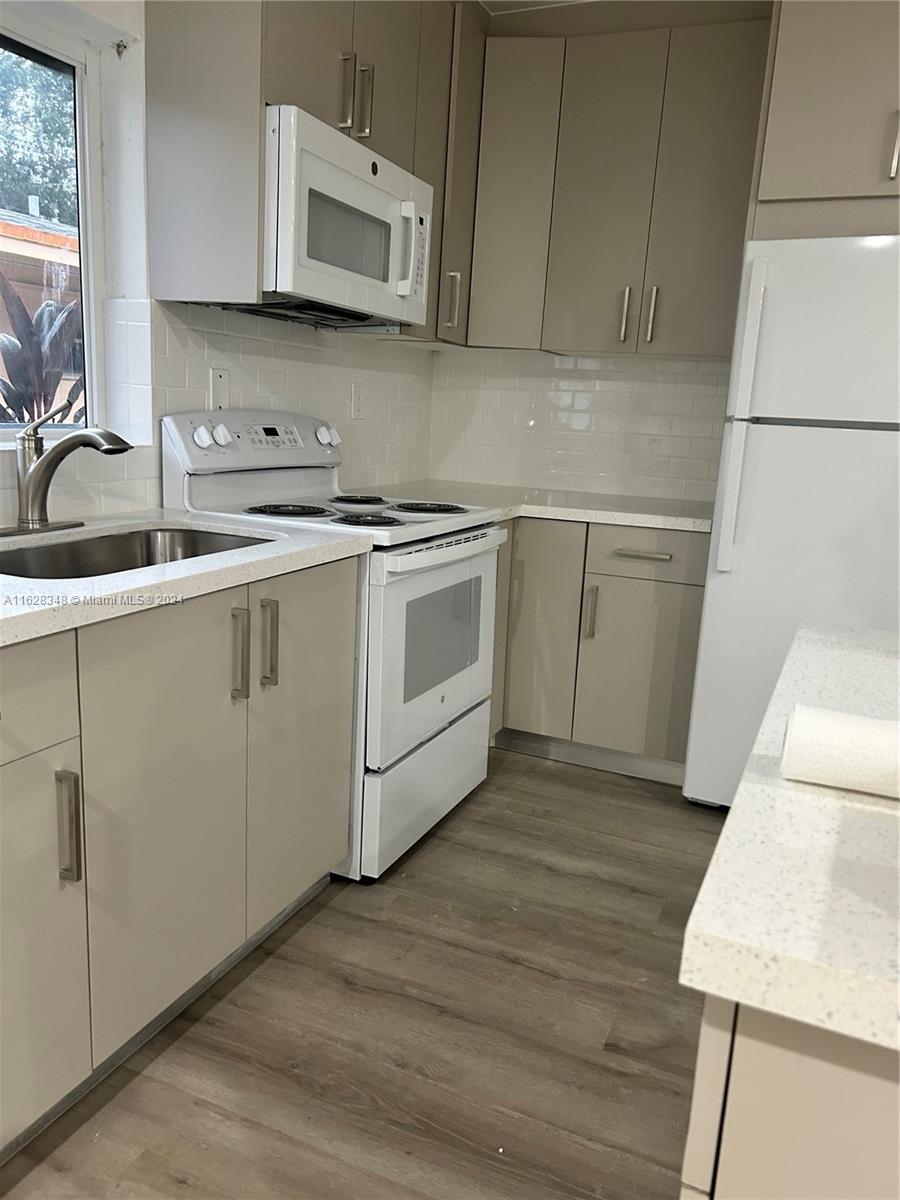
[{"xmin": 0, "ymin": 39, "xmax": 77, "ymax": 224}]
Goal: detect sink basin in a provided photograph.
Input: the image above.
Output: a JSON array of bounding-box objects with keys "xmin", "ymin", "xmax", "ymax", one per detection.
[{"xmin": 0, "ymin": 528, "xmax": 267, "ymax": 579}]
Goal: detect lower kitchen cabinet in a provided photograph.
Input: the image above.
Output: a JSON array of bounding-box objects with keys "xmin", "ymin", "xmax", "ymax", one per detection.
[
  {"xmin": 490, "ymin": 519, "xmax": 514, "ymax": 738},
  {"xmin": 573, "ymin": 573, "xmax": 704, "ymax": 763},
  {"xmin": 504, "ymin": 518, "xmax": 586, "ymax": 740},
  {"xmin": 79, "ymin": 587, "xmax": 249, "ymax": 1065},
  {"xmin": 247, "ymin": 558, "xmax": 357, "ymax": 934},
  {"xmin": 0, "ymin": 737, "xmax": 92, "ymax": 1148}
]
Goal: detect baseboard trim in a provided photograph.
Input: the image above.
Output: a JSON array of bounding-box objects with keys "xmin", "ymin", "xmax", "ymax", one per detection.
[
  {"xmin": 494, "ymin": 729, "xmax": 685, "ymax": 788},
  {"xmin": 0, "ymin": 875, "xmax": 332, "ymax": 1166}
]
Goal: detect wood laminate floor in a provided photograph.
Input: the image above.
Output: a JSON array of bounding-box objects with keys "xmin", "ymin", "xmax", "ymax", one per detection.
[{"xmin": 1, "ymin": 750, "xmax": 724, "ymax": 1200}]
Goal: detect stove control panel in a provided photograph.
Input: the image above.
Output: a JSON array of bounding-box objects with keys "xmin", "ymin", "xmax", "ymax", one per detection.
[
  {"xmin": 162, "ymin": 409, "xmax": 343, "ymax": 474},
  {"xmin": 246, "ymin": 422, "xmax": 301, "ymax": 449}
]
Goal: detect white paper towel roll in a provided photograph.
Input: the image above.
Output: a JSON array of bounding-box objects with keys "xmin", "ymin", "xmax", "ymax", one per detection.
[{"xmin": 780, "ymin": 705, "xmax": 900, "ymax": 800}]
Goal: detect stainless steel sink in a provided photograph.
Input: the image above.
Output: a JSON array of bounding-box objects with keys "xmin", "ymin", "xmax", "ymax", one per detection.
[{"xmin": 0, "ymin": 528, "xmax": 267, "ymax": 579}]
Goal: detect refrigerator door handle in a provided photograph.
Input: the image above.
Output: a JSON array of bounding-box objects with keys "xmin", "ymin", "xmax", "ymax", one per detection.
[
  {"xmin": 715, "ymin": 420, "xmax": 749, "ymax": 573},
  {"xmin": 728, "ymin": 257, "xmax": 768, "ymax": 420}
]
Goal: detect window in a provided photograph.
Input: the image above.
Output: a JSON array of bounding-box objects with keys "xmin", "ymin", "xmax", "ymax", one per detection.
[{"xmin": 0, "ymin": 33, "xmax": 87, "ymax": 430}]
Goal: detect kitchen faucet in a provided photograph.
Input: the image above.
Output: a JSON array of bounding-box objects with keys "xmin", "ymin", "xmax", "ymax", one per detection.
[{"xmin": 2, "ymin": 398, "xmax": 132, "ymax": 536}]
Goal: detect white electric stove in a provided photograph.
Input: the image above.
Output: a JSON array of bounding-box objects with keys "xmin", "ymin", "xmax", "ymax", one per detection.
[{"xmin": 162, "ymin": 409, "xmax": 506, "ymax": 881}]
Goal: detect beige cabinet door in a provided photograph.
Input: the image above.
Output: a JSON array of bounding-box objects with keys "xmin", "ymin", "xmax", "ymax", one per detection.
[
  {"xmin": 468, "ymin": 37, "xmax": 564, "ymax": 349},
  {"xmin": 716, "ymin": 1007, "xmax": 900, "ymax": 1200},
  {"xmin": 406, "ymin": 0, "xmax": 455, "ymax": 340},
  {"xmin": 350, "ymin": 1, "xmax": 422, "ymax": 170},
  {"xmin": 573, "ymin": 574, "xmax": 703, "ymax": 763},
  {"xmin": 247, "ymin": 560, "xmax": 357, "ymax": 935},
  {"xmin": 0, "ymin": 631, "xmax": 79, "ymax": 767},
  {"xmin": 490, "ymin": 519, "xmax": 514, "ymax": 738},
  {"xmin": 759, "ymin": 1, "xmax": 900, "ymax": 201},
  {"xmin": 0, "ymin": 737, "xmax": 91, "ymax": 1148},
  {"xmin": 80, "ymin": 589, "xmax": 249, "ymax": 1065},
  {"xmin": 437, "ymin": 2, "xmax": 487, "ymax": 345},
  {"xmin": 638, "ymin": 21, "xmax": 768, "ymax": 358},
  {"xmin": 542, "ymin": 29, "xmax": 669, "ymax": 356},
  {"xmin": 263, "ymin": 1, "xmax": 355, "ymax": 128},
  {"xmin": 504, "ymin": 519, "xmax": 586, "ymax": 740}
]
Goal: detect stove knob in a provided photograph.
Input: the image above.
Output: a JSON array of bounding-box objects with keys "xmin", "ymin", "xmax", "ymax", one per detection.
[
  {"xmin": 315, "ymin": 426, "xmax": 331, "ymax": 446},
  {"xmin": 328, "ymin": 427, "xmax": 342, "ymax": 445},
  {"xmin": 192, "ymin": 425, "xmax": 213, "ymax": 449},
  {"xmin": 212, "ymin": 422, "xmax": 234, "ymax": 447}
]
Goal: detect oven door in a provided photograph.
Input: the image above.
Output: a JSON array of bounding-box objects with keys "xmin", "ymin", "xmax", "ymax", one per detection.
[
  {"xmin": 266, "ymin": 106, "xmax": 431, "ymax": 325},
  {"xmin": 367, "ymin": 536, "xmax": 502, "ymax": 771}
]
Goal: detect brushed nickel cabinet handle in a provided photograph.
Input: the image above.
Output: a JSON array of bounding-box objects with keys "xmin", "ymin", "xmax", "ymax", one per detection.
[
  {"xmin": 231, "ymin": 607, "xmax": 250, "ymax": 700},
  {"xmin": 260, "ymin": 598, "xmax": 280, "ymax": 687},
  {"xmin": 444, "ymin": 270, "xmax": 462, "ymax": 328},
  {"xmin": 618, "ymin": 285, "xmax": 631, "ymax": 343},
  {"xmin": 645, "ymin": 285, "xmax": 659, "ymax": 343},
  {"xmin": 339, "ymin": 51, "xmax": 357, "ymax": 130},
  {"xmin": 56, "ymin": 769, "xmax": 82, "ymax": 883},
  {"xmin": 355, "ymin": 63, "xmax": 374, "ymax": 138},
  {"xmin": 614, "ymin": 547, "xmax": 673, "ymax": 562},
  {"xmin": 889, "ymin": 111, "xmax": 900, "ymax": 180},
  {"xmin": 584, "ymin": 584, "xmax": 600, "ymax": 640}
]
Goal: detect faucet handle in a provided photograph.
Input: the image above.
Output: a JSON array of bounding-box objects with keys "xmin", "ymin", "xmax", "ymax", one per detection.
[{"xmin": 20, "ymin": 397, "xmax": 78, "ymax": 439}]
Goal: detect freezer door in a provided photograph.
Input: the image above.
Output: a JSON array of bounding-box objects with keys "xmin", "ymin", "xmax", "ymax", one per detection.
[
  {"xmin": 729, "ymin": 236, "xmax": 899, "ymax": 425},
  {"xmin": 684, "ymin": 423, "xmax": 899, "ymax": 807}
]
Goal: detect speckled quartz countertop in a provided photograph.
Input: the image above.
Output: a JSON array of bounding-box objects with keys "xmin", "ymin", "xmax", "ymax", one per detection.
[
  {"xmin": 681, "ymin": 626, "xmax": 900, "ymax": 1049},
  {"xmin": 399, "ymin": 480, "xmax": 713, "ymax": 533},
  {"xmin": 0, "ymin": 511, "xmax": 371, "ymax": 647}
]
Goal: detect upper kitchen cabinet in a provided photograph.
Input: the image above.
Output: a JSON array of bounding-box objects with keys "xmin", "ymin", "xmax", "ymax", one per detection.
[
  {"xmin": 263, "ymin": 1, "xmax": 355, "ymax": 129},
  {"xmin": 263, "ymin": 1, "xmax": 421, "ymax": 170},
  {"xmin": 146, "ymin": 0, "xmax": 266, "ymax": 303},
  {"xmin": 406, "ymin": 1, "xmax": 455, "ymax": 340},
  {"xmin": 436, "ymin": 2, "xmax": 488, "ymax": 345},
  {"xmin": 348, "ymin": 2, "xmax": 422, "ymax": 170},
  {"xmin": 467, "ymin": 38, "xmax": 564, "ymax": 349},
  {"xmin": 542, "ymin": 29, "xmax": 669, "ymax": 355},
  {"xmin": 758, "ymin": 1, "xmax": 900, "ymax": 203},
  {"xmin": 638, "ymin": 20, "xmax": 769, "ymax": 358}
]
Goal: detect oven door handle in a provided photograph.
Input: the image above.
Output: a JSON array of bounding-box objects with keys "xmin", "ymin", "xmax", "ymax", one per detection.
[{"xmin": 381, "ymin": 527, "xmax": 507, "ymax": 577}]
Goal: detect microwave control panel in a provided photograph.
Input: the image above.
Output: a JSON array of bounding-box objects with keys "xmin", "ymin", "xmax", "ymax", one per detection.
[{"xmin": 397, "ymin": 207, "xmax": 429, "ymax": 302}]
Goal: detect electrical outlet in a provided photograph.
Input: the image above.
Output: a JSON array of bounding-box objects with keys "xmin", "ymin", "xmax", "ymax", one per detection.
[
  {"xmin": 209, "ymin": 366, "xmax": 230, "ymax": 410},
  {"xmin": 351, "ymin": 379, "xmax": 365, "ymax": 421}
]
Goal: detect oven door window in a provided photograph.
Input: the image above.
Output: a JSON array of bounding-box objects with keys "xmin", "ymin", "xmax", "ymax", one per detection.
[
  {"xmin": 404, "ymin": 577, "xmax": 481, "ymax": 703},
  {"xmin": 307, "ymin": 189, "xmax": 390, "ymax": 282}
]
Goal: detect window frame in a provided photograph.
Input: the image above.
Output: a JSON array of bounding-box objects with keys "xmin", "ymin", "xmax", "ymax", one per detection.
[{"xmin": 0, "ymin": 8, "xmax": 106, "ymax": 444}]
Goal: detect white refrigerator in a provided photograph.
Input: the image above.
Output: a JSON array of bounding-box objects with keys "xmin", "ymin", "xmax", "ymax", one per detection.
[{"xmin": 684, "ymin": 235, "xmax": 899, "ymax": 807}]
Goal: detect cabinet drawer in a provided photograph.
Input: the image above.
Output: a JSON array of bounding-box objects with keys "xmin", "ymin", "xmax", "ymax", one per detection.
[
  {"xmin": 0, "ymin": 632, "xmax": 79, "ymax": 767},
  {"xmin": 586, "ymin": 525, "xmax": 709, "ymax": 585}
]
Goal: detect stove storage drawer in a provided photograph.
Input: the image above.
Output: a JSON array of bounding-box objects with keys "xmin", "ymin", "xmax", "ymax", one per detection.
[{"xmin": 361, "ymin": 698, "xmax": 490, "ymax": 878}]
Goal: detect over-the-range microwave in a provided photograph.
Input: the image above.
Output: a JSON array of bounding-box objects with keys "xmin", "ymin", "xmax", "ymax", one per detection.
[{"xmin": 261, "ymin": 105, "xmax": 433, "ymax": 329}]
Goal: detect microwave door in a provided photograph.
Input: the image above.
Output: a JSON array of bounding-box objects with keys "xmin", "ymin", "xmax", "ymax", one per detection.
[{"xmin": 367, "ymin": 553, "xmax": 497, "ymax": 771}]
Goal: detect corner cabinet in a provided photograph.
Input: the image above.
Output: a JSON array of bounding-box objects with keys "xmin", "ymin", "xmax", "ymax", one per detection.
[
  {"xmin": 501, "ymin": 520, "xmax": 709, "ymax": 769},
  {"xmin": 470, "ymin": 20, "xmax": 768, "ymax": 357},
  {"xmin": 0, "ymin": 633, "xmax": 90, "ymax": 1149}
]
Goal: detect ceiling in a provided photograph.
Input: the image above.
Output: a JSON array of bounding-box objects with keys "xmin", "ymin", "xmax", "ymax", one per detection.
[{"xmin": 480, "ymin": 1, "xmax": 576, "ymax": 14}]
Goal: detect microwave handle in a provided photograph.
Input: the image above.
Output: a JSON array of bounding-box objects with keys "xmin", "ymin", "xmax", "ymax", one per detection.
[
  {"xmin": 382, "ymin": 527, "xmax": 508, "ymax": 577},
  {"xmin": 396, "ymin": 201, "xmax": 417, "ymax": 297}
]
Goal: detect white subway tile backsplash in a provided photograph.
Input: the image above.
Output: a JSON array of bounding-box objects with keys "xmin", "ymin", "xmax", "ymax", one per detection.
[{"xmin": 429, "ymin": 347, "xmax": 729, "ymax": 501}]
